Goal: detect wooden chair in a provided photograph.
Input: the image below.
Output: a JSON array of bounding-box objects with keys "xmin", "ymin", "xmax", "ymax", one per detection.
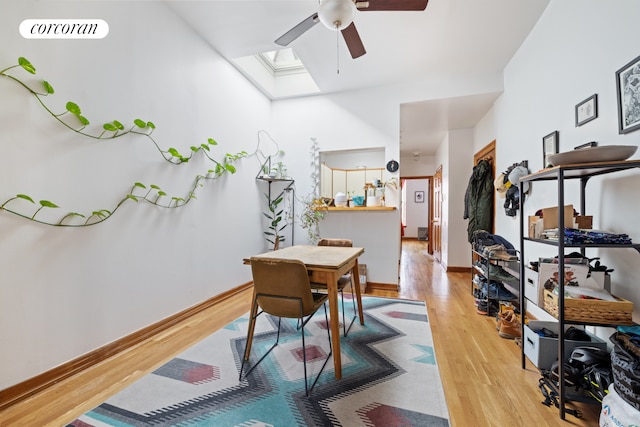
[
  {"xmin": 239, "ymin": 257, "xmax": 332, "ymax": 396},
  {"xmin": 312, "ymin": 238, "xmax": 358, "ymax": 337}
]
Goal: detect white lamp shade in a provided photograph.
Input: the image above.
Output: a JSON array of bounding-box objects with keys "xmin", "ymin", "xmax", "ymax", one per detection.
[{"xmin": 318, "ymin": 0, "xmax": 356, "ymax": 30}]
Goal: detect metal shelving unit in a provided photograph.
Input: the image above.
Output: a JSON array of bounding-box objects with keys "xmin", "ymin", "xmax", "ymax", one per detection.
[
  {"xmin": 256, "ymin": 157, "xmax": 295, "ymax": 248},
  {"xmin": 518, "ymin": 159, "xmax": 640, "ymax": 419},
  {"xmin": 471, "ymin": 248, "xmax": 520, "ymax": 315}
]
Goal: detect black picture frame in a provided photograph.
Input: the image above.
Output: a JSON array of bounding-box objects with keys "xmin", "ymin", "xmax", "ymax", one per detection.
[
  {"xmin": 575, "ymin": 94, "xmax": 598, "ymax": 126},
  {"xmin": 616, "ymin": 54, "xmax": 640, "ymax": 134},
  {"xmin": 542, "ymin": 131, "xmax": 559, "ymax": 168},
  {"xmin": 414, "ymin": 191, "xmax": 424, "ymax": 203}
]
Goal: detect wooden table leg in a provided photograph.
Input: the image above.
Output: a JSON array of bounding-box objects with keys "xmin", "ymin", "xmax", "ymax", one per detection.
[
  {"xmin": 243, "ymin": 288, "xmax": 258, "ymax": 360},
  {"xmin": 327, "ymin": 271, "xmax": 342, "ymax": 379},
  {"xmin": 352, "ymin": 259, "xmax": 365, "ymax": 325}
]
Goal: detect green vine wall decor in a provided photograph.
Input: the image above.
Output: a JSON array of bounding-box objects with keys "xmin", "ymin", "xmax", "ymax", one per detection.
[{"xmin": 0, "ymin": 57, "xmax": 247, "ymax": 226}]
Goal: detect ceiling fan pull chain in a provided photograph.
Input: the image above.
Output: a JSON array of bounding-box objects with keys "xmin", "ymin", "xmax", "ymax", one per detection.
[{"xmin": 336, "ymin": 25, "xmax": 340, "ymax": 74}]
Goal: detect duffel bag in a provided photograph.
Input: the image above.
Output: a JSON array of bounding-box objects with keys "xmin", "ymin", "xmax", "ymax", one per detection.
[{"xmin": 610, "ymin": 332, "xmax": 640, "ymax": 412}]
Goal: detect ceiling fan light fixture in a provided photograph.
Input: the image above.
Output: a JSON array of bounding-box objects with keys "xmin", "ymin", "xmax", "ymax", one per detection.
[{"xmin": 318, "ymin": 0, "xmax": 356, "ymax": 30}]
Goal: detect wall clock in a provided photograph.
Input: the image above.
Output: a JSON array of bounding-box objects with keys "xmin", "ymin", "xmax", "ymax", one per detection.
[{"xmin": 386, "ymin": 160, "xmax": 399, "ymax": 173}]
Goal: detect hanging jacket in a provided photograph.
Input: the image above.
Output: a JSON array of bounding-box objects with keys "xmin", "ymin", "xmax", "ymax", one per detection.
[{"xmin": 464, "ymin": 159, "xmax": 494, "ymax": 242}]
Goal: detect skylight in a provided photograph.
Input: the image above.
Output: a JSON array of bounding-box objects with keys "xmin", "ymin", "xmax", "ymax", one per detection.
[
  {"xmin": 257, "ymin": 49, "xmax": 306, "ymax": 76},
  {"xmin": 232, "ymin": 48, "xmax": 320, "ymax": 100}
]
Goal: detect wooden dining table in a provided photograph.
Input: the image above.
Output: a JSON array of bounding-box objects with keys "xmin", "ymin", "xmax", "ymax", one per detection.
[{"xmin": 245, "ymin": 244, "xmax": 365, "ymax": 379}]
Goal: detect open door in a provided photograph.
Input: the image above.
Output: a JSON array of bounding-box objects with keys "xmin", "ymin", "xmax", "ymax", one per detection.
[{"xmin": 432, "ymin": 165, "xmax": 442, "ymax": 263}]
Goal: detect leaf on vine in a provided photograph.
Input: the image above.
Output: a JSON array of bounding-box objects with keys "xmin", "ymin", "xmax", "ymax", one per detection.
[
  {"xmin": 66, "ymin": 101, "xmax": 81, "ymax": 115},
  {"xmin": 18, "ymin": 57, "xmax": 36, "ymax": 74},
  {"xmin": 17, "ymin": 194, "xmax": 35, "ymax": 203},
  {"xmin": 190, "ymin": 146, "xmax": 198, "ymax": 152},
  {"xmin": 126, "ymin": 194, "xmax": 139, "ymax": 202},
  {"xmin": 157, "ymin": 191, "xmax": 166, "ymax": 196},
  {"xmin": 42, "ymin": 80, "xmax": 54, "ymax": 94},
  {"xmin": 92, "ymin": 210, "xmax": 108, "ymax": 218},
  {"xmin": 134, "ymin": 182, "xmax": 146, "ymax": 189},
  {"xmin": 39, "ymin": 200, "xmax": 59, "ymax": 208},
  {"xmin": 150, "ymin": 184, "xmax": 160, "ymax": 190},
  {"xmin": 67, "ymin": 212, "xmax": 86, "ymax": 218},
  {"xmin": 103, "ymin": 122, "xmax": 117, "ymax": 131},
  {"xmin": 133, "ymin": 119, "xmax": 146, "ymax": 128},
  {"xmin": 168, "ymin": 148, "xmax": 180, "ymax": 157},
  {"xmin": 78, "ymin": 115, "xmax": 90, "ymax": 126},
  {"xmin": 225, "ymin": 164, "xmax": 237, "ymax": 173},
  {"xmin": 208, "ymin": 138, "xmax": 217, "ymax": 145},
  {"xmin": 113, "ymin": 120, "xmax": 124, "ymax": 130},
  {"xmin": 147, "ymin": 121, "xmax": 156, "ymax": 129},
  {"xmin": 200, "ymin": 144, "xmax": 210, "ymax": 151}
]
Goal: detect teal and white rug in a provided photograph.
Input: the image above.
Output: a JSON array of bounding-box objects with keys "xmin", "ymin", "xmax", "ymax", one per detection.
[{"xmin": 70, "ymin": 297, "xmax": 450, "ymax": 426}]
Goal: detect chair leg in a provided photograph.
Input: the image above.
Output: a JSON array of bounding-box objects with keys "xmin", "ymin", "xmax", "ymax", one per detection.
[
  {"xmin": 239, "ymin": 310, "xmax": 282, "ymax": 381},
  {"xmin": 342, "ymin": 278, "xmax": 358, "ymax": 337},
  {"xmin": 302, "ymin": 302, "xmax": 333, "ymax": 396}
]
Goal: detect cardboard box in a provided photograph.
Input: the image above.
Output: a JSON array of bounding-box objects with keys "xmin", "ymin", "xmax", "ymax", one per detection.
[
  {"xmin": 528, "ymin": 205, "xmax": 593, "ymax": 237},
  {"xmin": 575, "ymin": 215, "xmax": 593, "ymax": 229},
  {"xmin": 524, "ymin": 320, "xmax": 608, "ymax": 370},
  {"xmin": 528, "ymin": 216, "xmax": 544, "ymax": 239},
  {"xmin": 542, "ymin": 205, "xmax": 575, "ymax": 229}
]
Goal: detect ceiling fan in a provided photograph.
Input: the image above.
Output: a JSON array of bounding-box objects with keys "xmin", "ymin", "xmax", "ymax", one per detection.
[{"xmin": 275, "ymin": 0, "xmax": 429, "ymax": 59}]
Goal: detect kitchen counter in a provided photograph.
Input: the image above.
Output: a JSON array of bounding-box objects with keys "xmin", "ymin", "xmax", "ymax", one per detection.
[{"xmin": 316, "ymin": 206, "xmax": 396, "ymax": 211}]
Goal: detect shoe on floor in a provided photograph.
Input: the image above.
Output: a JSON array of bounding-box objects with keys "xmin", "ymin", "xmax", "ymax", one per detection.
[
  {"xmin": 498, "ymin": 318, "xmax": 522, "ymax": 339},
  {"xmin": 496, "ymin": 310, "xmax": 514, "ymax": 331},
  {"xmin": 476, "ymin": 300, "xmax": 499, "ymax": 316}
]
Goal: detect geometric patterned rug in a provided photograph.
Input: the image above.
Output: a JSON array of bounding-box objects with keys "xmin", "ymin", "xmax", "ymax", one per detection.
[{"xmin": 68, "ymin": 297, "xmax": 450, "ymax": 426}]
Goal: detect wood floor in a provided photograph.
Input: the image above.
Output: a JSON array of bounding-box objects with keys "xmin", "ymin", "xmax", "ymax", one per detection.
[{"xmin": 0, "ymin": 240, "xmax": 600, "ymax": 426}]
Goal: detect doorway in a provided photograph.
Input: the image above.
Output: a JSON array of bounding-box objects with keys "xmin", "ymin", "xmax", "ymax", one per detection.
[{"xmin": 400, "ymin": 175, "xmax": 433, "ymax": 255}]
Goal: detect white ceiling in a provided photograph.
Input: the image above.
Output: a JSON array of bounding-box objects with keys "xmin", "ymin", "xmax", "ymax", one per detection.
[{"xmin": 165, "ymin": 0, "xmax": 549, "ymax": 156}]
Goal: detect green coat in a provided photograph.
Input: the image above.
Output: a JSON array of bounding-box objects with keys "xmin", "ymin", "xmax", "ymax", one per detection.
[{"xmin": 464, "ymin": 159, "xmax": 494, "ymax": 242}]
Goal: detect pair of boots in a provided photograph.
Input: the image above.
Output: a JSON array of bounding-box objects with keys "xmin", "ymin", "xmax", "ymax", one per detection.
[{"xmin": 496, "ymin": 310, "xmax": 521, "ymax": 339}]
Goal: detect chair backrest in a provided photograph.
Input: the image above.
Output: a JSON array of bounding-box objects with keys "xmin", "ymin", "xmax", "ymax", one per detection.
[
  {"xmin": 318, "ymin": 238, "xmax": 353, "ymax": 248},
  {"xmin": 250, "ymin": 257, "xmax": 316, "ymax": 318}
]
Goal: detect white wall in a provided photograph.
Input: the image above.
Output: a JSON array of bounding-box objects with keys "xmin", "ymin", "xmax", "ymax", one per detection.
[
  {"xmin": 403, "ymin": 179, "xmax": 429, "ymax": 239},
  {"xmin": 477, "ymin": 0, "xmax": 640, "ymax": 321},
  {"xmin": 0, "ymin": 0, "xmax": 270, "ymax": 389}
]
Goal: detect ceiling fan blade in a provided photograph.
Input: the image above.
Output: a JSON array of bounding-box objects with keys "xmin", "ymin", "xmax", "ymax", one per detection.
[
  {"xmin": 275, "ymin": 13, "xmax": 319, "ymax": 46},
  {"xmin": 341, "ymin": 23, "xmax": 366, "ymax": 59},
  {"xmin": 356, "ymin": 0, "xmax": 428, "ymax": 11}
]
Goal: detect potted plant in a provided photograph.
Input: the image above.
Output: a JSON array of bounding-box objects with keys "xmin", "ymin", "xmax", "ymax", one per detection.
[{"xmin": 263, "ymin": 193, "xmax": 286, "ymax": 250}]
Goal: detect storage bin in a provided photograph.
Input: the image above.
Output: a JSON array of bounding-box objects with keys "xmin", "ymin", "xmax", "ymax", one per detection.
[
  {"xmin": 543, "ymin": 289, "xmax": 634, "ymax": 325},
  {"xmin": 524, "ymin": 266, "xmax": 541, "ymax": 306},
  {"xmin": 523, "ymin": 320, "xmax": 607, "ymax": 371}
]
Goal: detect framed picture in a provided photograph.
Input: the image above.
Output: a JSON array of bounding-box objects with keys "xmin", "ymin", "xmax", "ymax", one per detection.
[
  {"xmin": 575, "ymin": 94, "xmax": 598, "ymax": 126},
  {"xmin": 414, "ymin": 191, "xmax": 424, "ymax": 203},
  {"xmin": 542, "ymin": 131, "xmax": 559, "ymax": 168},
  {"xmin": 616, "ymin": 54, "xmax": 640, "ymax": 134}
]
